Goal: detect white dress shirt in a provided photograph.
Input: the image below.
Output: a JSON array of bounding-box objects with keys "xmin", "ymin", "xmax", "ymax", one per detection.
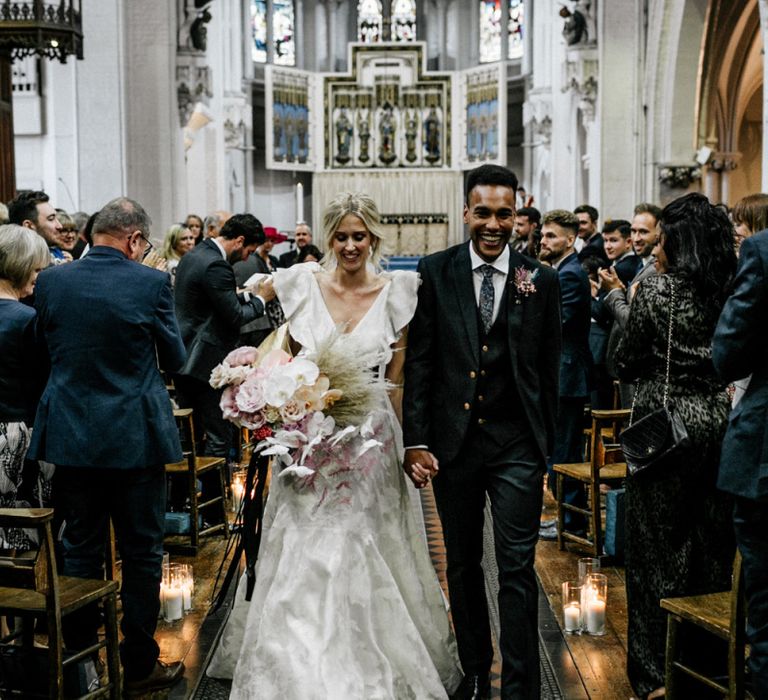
[{"xmin": 468, "ymin": 241, "xmax": 509, "ymax": 326}]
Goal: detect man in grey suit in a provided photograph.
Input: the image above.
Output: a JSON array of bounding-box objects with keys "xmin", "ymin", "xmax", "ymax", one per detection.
[
  {"xmin": 713, "ymin": 230, "xmax": 768, "ymax": 699},
  {"xmin": 174, "ymin": 214, "xmax": 275, "ymax": 458},
  {"xmin": 30, "ymin": 197, "xmax": 187, "ymax": 694},
  {"xmin": 403, "ymin": 165, "xmax": 561, "ymax": 700}
]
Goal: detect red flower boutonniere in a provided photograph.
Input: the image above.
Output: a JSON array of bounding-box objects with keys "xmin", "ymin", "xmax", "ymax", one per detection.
[{"xmin": 512, "ymin": 266, "xmax": 538, "ymax": 304}]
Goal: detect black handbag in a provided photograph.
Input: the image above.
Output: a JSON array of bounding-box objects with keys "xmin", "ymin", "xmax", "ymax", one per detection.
[{"xmin": 621, "ymin": 278, "xmax": 690, "ymax": 477}]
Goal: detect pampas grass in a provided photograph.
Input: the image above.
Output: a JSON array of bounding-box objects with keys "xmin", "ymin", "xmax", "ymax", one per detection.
[{"xmin": 310, "ymin": 332, "xmax": 380, "ymax": 427}]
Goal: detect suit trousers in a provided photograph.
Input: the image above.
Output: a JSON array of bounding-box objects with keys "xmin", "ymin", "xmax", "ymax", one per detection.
[
  {"xmin": 432, "ymin": 427, "xmax": 543, "ymax": 700},
  {"xmin": 175, "ymin": 374, "xmax": 235, "ymax": 458},
  {"xmin": 547, "ymin": 396, "xmax": 588, "ymax": 529},
  {"xmin": 734, "ymin": 498, "xmax": 768, "ymax": 700},
  {"xmin": 53, "ymin": 465, "xmax": 166, "ymax": 681}
]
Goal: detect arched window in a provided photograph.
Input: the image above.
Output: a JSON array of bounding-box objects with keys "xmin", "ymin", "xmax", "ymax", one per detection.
[
  {"xmin": 250, "ymin": 0, "xmax": 295, "ymax": 65},
  {"xmin": 479, "ymin": 0, "xmax": 526, "ymax": 63},
  {"xmin": 392, "ymin": 0, "xmax": 416, "ymax": 42},
  {"xmin": 358, "ymin": 0, "xmax": 383, "ymax": 43}
]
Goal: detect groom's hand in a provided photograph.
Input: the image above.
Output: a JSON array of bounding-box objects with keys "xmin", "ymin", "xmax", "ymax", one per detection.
[{"xmin": 403, "ymin": 448, "xmax": 439, "ymax": 489}]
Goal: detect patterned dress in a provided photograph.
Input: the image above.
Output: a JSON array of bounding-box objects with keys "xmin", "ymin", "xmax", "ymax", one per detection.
[{"xmin": 616, "ymin": 273, "xmax": 735, "ymax": 697}]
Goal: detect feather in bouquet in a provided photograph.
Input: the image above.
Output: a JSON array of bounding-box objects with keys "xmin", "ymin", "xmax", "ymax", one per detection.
[{"xmin": 209, "ymin": 332, "xmax": 381, "ymax": 472}]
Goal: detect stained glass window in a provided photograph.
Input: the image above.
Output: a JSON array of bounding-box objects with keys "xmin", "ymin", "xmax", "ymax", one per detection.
[
  {"xmin": 479, "ymin": 1, "xmax": 501, "ymax": 63},
  {"xmin": 251, "ymin": 0, "xmax": 267, "ymax": 63},
  {"xmin": 392, "ymin": 0, "xmax": 416, "ymax": 41},
  {"xmin": 273, "ymin": 0, "xmax": 295, "ymax": 66},
  {"xmin": 508, "ymin": 0, "xmax": 524, "ymax": 60},
  {"xmin": 358, "ymin": 0, "xmax": 383, "ymax": 43}
]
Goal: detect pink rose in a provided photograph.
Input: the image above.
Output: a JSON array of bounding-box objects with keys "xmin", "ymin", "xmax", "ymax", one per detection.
[
  {"xmin": 225, "ymin": 346, "xmax": 259, "ymax": 367},
  {"xmin": 239, "ymin": 410, "xmax": 266, "ymax": 430},
  {"xmin": 220, "ymin": 386, "xmax": 241, "ymax": 421},
  {"xmin": 236, "ymin": 375, "xmax": 267, "ymax": 413},
  {"xmin": 279, "ymin": 399, "xmax": 308, "ymax": 424}
]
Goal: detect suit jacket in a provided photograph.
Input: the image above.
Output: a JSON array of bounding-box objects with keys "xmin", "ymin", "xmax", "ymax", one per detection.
[
  {"xmin": 557, "ymin": 252, "xmax": 593, "ymax": 398},
  {"xmin": 603, "ymin": 257, "xmax": 657, "ymax": 377},
  {"xmin": 29, "ymin": 246, "xmax": 186, "ymax": 469},
  {"xmin": 174, "ymin": 238, "xmax": 265, "ymax": 383},
  {"xmin": 713, "ymin": 231, "xmax": 768, "ymax": 501},
  {"xmin": 403, "ymin": 243, "xmax": 561, "ymax": 464},
  {"xmin": 278, "ymin": 249, "xmax": 299, "ymax": 268}
]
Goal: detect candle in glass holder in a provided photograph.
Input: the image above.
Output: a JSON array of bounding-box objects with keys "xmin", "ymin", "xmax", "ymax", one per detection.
[
  {"xmin": 180, "ymin": 564, "xmax": 194, "ymax": 611},
  {"xmin": 583, "ymin": 573, "xmax": 608, "ymax": 635},
  {"xmin": 163, "ymin": 584, "xmax": 183, "ymax": 621},
  {"xmin": 231, "ymin": 469, "xmax": 246, "ymax": 514},
  {"xmin": 561, "ymin": 580, "xmax": 582, "ymax": 634}
]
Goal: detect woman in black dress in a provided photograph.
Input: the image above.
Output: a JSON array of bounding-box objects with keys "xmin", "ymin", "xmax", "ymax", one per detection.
[{"xmin": 616, "ymin": 193, "xmax": 737, "ymax": 699}]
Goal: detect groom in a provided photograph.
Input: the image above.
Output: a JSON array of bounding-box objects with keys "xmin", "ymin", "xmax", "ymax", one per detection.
[{"xmin": 403, "ymin": 164, "xmax": 561, "ymax": 700}]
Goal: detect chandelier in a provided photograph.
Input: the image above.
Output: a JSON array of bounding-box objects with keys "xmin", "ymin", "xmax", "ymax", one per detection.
[{"xmin": 0, "ymin": 1, "xmax": 83, "ymax": 62}]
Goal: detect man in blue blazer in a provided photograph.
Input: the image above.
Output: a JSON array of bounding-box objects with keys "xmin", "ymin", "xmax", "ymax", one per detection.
[
  {"xmin": 539, "ymin": 209, "xmax": 593, "ymax": 538},
  {"xmin": 712, "ymin": 230, "xmax": 768, "ymax": 698},
  {"xmin": 29, "ymin": 198, "xmax": 187, "ymax": 695}
]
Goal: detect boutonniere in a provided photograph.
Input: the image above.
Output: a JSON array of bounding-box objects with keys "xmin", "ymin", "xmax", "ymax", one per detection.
[{"xmin": 511, "ymin": 266, "xmax": 538, "ymax": 304}]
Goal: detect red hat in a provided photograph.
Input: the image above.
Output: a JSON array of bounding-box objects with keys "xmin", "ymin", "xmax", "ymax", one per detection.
[{"xmin": 264, "ymin": 226, "xmax": 288, "ymax": 243}]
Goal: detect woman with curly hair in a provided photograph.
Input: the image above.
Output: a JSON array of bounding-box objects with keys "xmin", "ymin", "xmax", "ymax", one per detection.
[{"xmin": 616, "ymin": 192, "xmax": 738, "ymax": 699}]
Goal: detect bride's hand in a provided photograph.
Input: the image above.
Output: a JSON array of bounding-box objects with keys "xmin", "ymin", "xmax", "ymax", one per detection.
[{"xmin": 403, "ymin": 448, "xmax": 439, "ymax": 489}]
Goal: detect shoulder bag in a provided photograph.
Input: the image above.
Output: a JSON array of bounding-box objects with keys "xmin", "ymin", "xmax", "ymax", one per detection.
[{"xmin": 620, "ymin": 277, "xmax": 690, "ymax": 477}]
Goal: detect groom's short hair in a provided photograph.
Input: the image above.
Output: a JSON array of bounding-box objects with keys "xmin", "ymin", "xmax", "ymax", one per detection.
[{"xmin": 465, "ymin": 165, "xmax": 518, "ymax": 205}]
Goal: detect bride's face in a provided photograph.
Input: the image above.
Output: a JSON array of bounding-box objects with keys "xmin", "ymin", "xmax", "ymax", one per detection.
[{"xmin": 332, "ymin": 214, "xmax": 372, "ymax": 272}]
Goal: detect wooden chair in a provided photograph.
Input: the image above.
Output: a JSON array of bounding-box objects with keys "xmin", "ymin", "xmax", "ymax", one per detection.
[
  {"xmin": 165, "ymin": 407, "xmax": 228, "ymax": 554},
  {"xmin": 554, "ymin": 408, "xmax": 630, "ymax": 557},
  {"xmin": 661, "ymin": 551, "xmax": 749, "ymax": 699},
  {"xmin": 0, "ymin": 508, "xmax": 120, "ymax": 699}
]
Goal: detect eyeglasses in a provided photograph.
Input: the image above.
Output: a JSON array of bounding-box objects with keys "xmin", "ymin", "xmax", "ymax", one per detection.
[{"xmin": 138, "ymin": 232, "xmax": 154, "ymax": 259}]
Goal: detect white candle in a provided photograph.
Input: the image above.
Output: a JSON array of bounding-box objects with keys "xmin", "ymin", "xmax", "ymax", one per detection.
[
  {"xmin": 159, "ymin": 583, "xmax": 166, "ymax": 619},
  {"xmin": 164, "ymin": 585, "xmax": 184, "ymax": 621},
  {"xmin": 232, "ymin": 481, "xmax": 244, "ymax": 514},
  {"xmin": 585, "ymin": 599, "xmax": 606, "ymax": 635},
  {"xmin": 182, "ymin": 583, "xmax": 193, "ymax": 611},
  {"xmin": 564, "ymin": 603, "xmax": 581, "ymax": 632},
  {"xmin": 296, "ymin": 182, "xmax": 304, "ymax": 223}
]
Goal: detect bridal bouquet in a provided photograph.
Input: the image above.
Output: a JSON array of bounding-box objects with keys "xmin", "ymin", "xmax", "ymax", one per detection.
[{"xmin": 210, "ymin": 334, "xmax": 382, "ymax": 473}]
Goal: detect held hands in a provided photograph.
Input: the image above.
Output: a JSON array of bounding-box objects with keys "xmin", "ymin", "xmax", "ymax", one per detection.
[
  {"xmin": 403, "ymin": 448, "xmax": 439, "ymax": 489},
  {"xmin": 598, "ymin": 267, "xmax": 624, "ymax": 293}
]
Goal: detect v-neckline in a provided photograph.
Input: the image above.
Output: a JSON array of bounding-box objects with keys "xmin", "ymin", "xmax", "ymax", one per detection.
[{"xmin": 312, "ymin": 273, "xmax": 390, "ymax": 335}]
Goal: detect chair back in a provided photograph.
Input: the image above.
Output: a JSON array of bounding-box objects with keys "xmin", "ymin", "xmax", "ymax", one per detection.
[{"xmin": 0, "ymin": 509, "xmax": 58, "ymax": 600}]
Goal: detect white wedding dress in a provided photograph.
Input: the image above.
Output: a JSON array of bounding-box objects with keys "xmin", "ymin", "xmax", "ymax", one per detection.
[{"xmin": 207, "ymin": 262, "xmax": 462, "ymax": 699}]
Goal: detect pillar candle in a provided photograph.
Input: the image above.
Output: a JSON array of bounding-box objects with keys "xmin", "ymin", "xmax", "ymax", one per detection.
[
  {"xmin": 164, "ymin": 585, "xmax": 184, "ymax": 621},
  {"xmin": 296, "ymin": 182, "xmax": 304, "ymax": 224},
  {"xmin": 585, "ymin": 599, "xmax": 606, "ymax": 635},
  {"xmin": 564, "ymin": 603, "xmax": 581, "ymax": 632}
]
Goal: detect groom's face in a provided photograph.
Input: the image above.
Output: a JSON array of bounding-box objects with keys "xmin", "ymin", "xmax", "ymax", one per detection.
[{"xmin": 464, "ymin": 184, "xmax": 516, "ymax": 263}]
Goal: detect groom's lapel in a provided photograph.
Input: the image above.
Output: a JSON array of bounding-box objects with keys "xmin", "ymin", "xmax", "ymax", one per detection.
[
  {"xmin": 505, "ymin": 248, "xmax": 525, "ymax": 348},
  {"xmin": 452, "ymin": 245, "xmax": 479, "ymax": 364}
]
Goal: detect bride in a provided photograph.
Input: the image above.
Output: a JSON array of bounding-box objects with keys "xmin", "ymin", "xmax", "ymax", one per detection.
[{"xmin": 207, "ymin": 192, "xmax": 462, "ymax": 698}]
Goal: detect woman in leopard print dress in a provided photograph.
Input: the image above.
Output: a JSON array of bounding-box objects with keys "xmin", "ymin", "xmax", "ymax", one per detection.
[{"xmin": 616, "ymin": 193, "xmax": 737, "ymax": 699}]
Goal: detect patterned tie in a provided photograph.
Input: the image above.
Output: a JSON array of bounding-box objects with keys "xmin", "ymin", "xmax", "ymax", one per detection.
[{"xmin": 479, "ymin": 264, "xmax": 495, "ymax": 334}]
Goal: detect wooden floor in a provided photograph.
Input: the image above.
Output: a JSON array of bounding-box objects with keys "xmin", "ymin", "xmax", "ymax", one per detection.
[{"xmin": 146, "ymin": 484, "xmax": 636, "ymax": 699}]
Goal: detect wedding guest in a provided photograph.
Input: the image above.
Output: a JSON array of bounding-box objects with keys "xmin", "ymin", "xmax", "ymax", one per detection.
[
  {"xmin": 713, "ymin": 228, "xmax": 768, "ymax": 700},
  {"xmin": 297, "ymin": 243, "xmax": 323, "ymax": 264},
  {"xmin": 28, "ymin": 198, "xmax": 187, "ymax": 695},
  {"xmin": 732, "ymin": 193, "xmax": 768, "ymax": 254},
  {"xmin": 0, "ymin": 225, "xmax": 51, "ymax": 550},
  {"xmin": 70, "ymin": 211, "xmax": 90, "ymax": 259},
  {"xmin": 616, "ymin": 192, "xmax": 737, "ymax": 700},
  {"xmin": 184, "ymin": 214, "xmax": 204, "ymax": 245},
  {"xmin": 8, "ymin": 191, "xmax": 64, "ymax": 266},
  {"xmin": 55, "ymin": 209, "xmax": 79, "ymax": 259},
  {"xmin": 160, "ymin": 223, "xmax": 196, "ymax": 281},
  {"xmin": 278, "ymin": 222, "xmax": 312, "ymax": 267}
]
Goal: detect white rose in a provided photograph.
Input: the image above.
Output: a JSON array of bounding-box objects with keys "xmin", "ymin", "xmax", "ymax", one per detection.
[{"xmin": 263, "ymin": 373, "xmax": 298, "ymax": 408}]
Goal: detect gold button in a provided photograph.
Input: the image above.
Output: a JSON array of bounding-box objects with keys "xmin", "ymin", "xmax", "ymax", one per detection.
[
  {"xmin": 478, "ymin": 395, "xmax": 484, "ymax": 402},
  {"xmin": 463, "ymin": 402, "xmax": 471, "ymax": 410},
  {"xmin": 469, "ymin": 371, "xmax": 477, "ymax": 379},
  {"xmin": 478, "ymin": 418, "xmax": 486, "ymax": 425},
  {"xmin": 480, "ymin": 370, "xmax": 487, "ymax": 377},
  {"xmin": 482, "ymin": 345, "xmax": 489, "ymax": 352}
]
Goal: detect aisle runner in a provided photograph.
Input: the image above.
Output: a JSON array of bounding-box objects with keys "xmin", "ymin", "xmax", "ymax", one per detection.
[{"xmin": 195, "ymin": 486, "xmax": 563, "ymax": 699}]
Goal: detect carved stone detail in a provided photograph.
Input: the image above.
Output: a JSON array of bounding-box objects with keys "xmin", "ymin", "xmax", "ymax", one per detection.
[
  {"xmin": 176, "ymin": 58, "xmax": 212, "ymax": 127},
  {"xmin": 658, "ymin": 165, "xmax": 702, "ymax": 188}
]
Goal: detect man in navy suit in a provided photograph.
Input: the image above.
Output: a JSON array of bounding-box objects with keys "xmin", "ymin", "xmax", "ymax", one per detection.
[
  {"xmin": 29, "ymin": 198, "xmax": 187, "ymax": 694},
  {"xmin": 538, "ymin": 210, "xmax": 592, "ymax": 539},
  {"xmin": 712, "ymin": 230, "xmax": 768, "ymax": 698},
  {"xmin": 404, "ymin": 165, "xmax": 561, "ymax": 699}
]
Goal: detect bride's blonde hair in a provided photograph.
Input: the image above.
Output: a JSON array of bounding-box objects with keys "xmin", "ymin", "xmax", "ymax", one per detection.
[{"xmin": 321, "ymin": 192, "xmax": 386, "ymax": 270}]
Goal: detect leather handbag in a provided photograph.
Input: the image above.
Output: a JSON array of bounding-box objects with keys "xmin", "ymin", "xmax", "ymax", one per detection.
[{"xmin": 621, "ymin": 277, "xmax": 690, "ymax": 477}]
